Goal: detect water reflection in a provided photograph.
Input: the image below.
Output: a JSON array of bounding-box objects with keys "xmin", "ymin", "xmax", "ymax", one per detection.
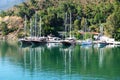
[
  {"xmin": 0, "ymin": 41, "xmax": 120, "ymax": 80},
  {"xmin": 80, "ymin": 45, "xmax": 93, "ymax": 70},
  {"xmin": 60, "ymin": 46, "xmax": 74, "ymax": 79},
  {"xmin": 21, "ymin": 46, "xmax": 44, "ymax": 72},
  {"xmin": 98, "ymin": 47, "xmax": 104, "ymax": 68}
]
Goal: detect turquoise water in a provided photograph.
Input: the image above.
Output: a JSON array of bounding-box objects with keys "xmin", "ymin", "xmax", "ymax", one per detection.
[
  {"xmin": 0, "ymin": 0, "xmax": 25, "ymax": 10},
  {"xmin": 0, "ymin": 41, "xmax": 120, "ymax": 80}
]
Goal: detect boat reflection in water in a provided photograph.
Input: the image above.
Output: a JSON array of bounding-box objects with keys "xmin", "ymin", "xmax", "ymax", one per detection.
[
  {"xmin": 18, "ymin": 37, "xmax": 32, "ymax": 48},
  {"xmin": 20, "ymin": 43, "xmax": 120, "ymax": 80},
  {"xmin": 0, "ymin": 41, "xmax": 120, "ymax": 80},
  {"xmin": 60, "ymin": 46, "xmax": 74, "ymax": 75}
]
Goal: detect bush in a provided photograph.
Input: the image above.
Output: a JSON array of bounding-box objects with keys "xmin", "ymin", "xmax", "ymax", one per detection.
[{"xmin": 1, "ymin": 22, "xmax": 9, "ymax": 35}]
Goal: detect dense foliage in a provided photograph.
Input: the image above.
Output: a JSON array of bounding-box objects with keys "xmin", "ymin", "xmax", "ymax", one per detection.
[
  {"xmin": 1, "ymin": 22, "xmax": 8, "ymax": 35},
  {"xmin": 0, "ymin": 0, "xmax": 120, "ymax": 40}
]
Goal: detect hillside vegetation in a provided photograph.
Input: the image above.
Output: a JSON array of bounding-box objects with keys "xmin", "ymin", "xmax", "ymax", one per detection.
[{"xmin": 0, "ymin": 0, "xmax": 120, "ymax": 40}]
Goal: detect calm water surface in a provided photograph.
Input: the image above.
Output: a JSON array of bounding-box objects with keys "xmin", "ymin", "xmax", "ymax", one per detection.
[{"xmin": 0, "ymin": 41, "xmax": 120, "ymax": 80}]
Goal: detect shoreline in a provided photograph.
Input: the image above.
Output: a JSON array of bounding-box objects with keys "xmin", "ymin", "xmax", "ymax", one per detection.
[{"xmin": 0, "ymin": 35, "xmax": 120, "ymax": 45}]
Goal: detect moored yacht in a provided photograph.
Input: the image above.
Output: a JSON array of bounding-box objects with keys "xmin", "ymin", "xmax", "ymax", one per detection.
[
  {"xmin": 19, "ymin": 37, "xmax": 32, "ymax": 47},
  {"xmin": 47, "ymin": 35, "xmax": 61, "ymax": 43},
  {"xmin": 30, "ymin": 37, "xmax": 47, "ymax": 46},
  {"xmin": 81, "ymin": 39, "xmax": 93, "ymax": 46},
  {"xmin": 97, "ymin": 41, "xmax": 109, "ymax": 47},
  {"xmin": 18, "ymin": 15, "xmax": 32, "ymax": 46},
  {"xmin": 61, "ymin": 37, "xmax": 76, "ymax": 46},
  {"xmin": 30, "ymin": 13, "xmax": 47, "ymax": 46},
  {"xmin": 61, "ymin": 12, "xmax": 76, "ymax": 46}
]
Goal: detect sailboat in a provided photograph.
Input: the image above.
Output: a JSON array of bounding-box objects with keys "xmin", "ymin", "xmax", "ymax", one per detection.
[
  {"xmin": 19, "ymin": 15, "xmax": 32, "ymax": 47},
  {"xmin": 30, "ymin": 13, "xmax": 47, "ymax": 46},
  {"xmin": 81, "ymin": 39, "xmax": 92, "ymax": 45},
  {"xmin": 81, "ymin": 19, "xmax": 92, "ymax": 46},
  {"xmin": 61, "ymin": 12, "xmax": 76, "ymax": 46},
  {"xmin": 97, "ymin": 24, "xmax": 109, "ymax": 47}
]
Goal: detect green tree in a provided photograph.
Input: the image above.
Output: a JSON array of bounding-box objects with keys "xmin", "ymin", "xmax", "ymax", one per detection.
[
  {"xmin": 81, "ymin": 17, "xmax": 86, "ymax": 30},
  {"xmin": 74, "ymin": 19, "xmax": 81, "ymax": 30},
  {"xmin": 0, "ymin": 11, "xmax": 7, "ymax": 17},
  {"xmin": 1, "ymin": 22, "xmax": 8, "ymax": 35}
]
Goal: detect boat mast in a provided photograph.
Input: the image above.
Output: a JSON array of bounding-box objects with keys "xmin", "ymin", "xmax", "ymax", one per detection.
[
  {"xmin": 100, "ymin": 24, "xmax": 103, "ymax": 36},
  {"xmin": 34, "ymin": 12, "xmax": 37, "ymax": 37},
  {"xmin": 24, "ymin": 15, "xmax": 27, "ymax": 38},
  {"xmin": 39, "ymin": 17, "xmax": 42, "ymax": 37},
  {"xmin": 65, "ymin": 12, "xmax": 67, "ymax": 39},
  {"xmin": 30, "ymin": 18, "xmax": 32, "ymax": 37},
  {"xmin": 70, "ymin": 12, "xmax": 72, "ymax": 38},
  {"xmin": 84, "ymin": 18, "xmax": 87, "ymax": 40}
]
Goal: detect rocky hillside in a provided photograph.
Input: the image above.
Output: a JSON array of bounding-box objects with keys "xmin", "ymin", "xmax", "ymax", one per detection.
[
  {"xmin": 0, "ymin": 0, "xmax": 120, "ymax": 40},
  {"xmin": 0, "ymin": 16, "xmax": 23, "ymax": 40},
  {"xmin": 0, "ymin": 16, "xmax": 23, "ymax": 28}
]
